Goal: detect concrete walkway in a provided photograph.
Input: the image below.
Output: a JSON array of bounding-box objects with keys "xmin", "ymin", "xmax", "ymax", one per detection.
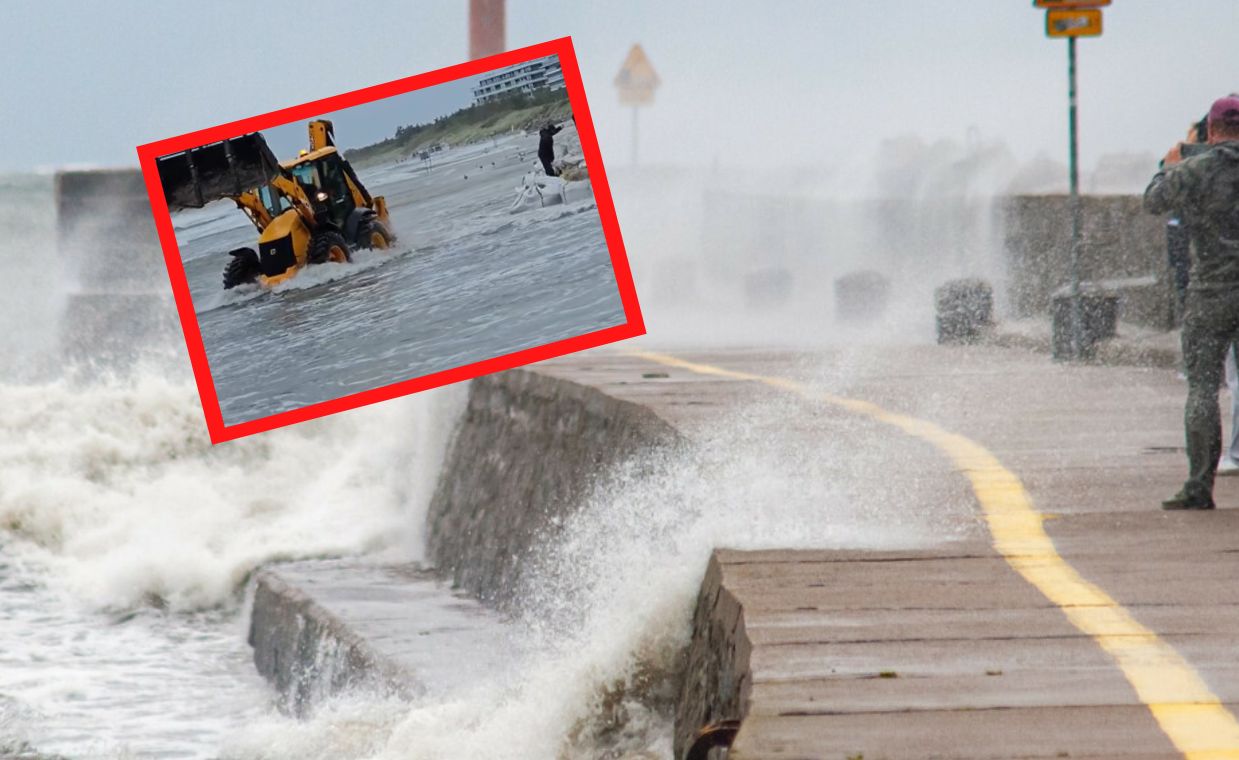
[{"xmin": 539, "ymin": 344, "xmax": 1239, "ymax": 759}]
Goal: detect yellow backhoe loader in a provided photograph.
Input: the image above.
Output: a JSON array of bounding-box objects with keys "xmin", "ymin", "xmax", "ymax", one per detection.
[{"xmin": 157, "ymin": 120, "xmax": 395, "ymax": 289}]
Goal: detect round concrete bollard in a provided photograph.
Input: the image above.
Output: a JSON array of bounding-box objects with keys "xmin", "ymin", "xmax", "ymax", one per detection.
[
  {"xmin": 834, "ymin": 270, "xmax": 890, "ymax": 322},
  {"xmin": 934, "ymin": 278, "xmax": 993, "ymax": 344},
  {"xmin": 1050, "ymin": 287, "xmax": 1119, "ymax": 361}
]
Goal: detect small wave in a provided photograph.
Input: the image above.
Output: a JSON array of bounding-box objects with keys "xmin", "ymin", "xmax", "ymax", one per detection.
[
  {"xmin": 193, "ymin": 246, "xmax": 418, "ymax": 314},
  {"xmin": 510, "ymin": 199, "xmax": 598, "ymax": 228},
  {"xmin": 270, "ymin": 246, "xmax": 416, "ymax": 294}
]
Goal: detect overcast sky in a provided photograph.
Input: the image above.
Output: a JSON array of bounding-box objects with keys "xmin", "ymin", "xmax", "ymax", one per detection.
[
  {"xmin": 260, "ymin": 78, "xmax": 479, "ymax": 159},
  {"xmin": 1, "ymin": 1, "xmax": 1235, "ymax": 174}
]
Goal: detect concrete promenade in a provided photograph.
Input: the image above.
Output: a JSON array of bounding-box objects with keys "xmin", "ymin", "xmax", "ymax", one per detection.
[
  {"xmin": 248, "ymin": 342, "xmax": 1239, "ymax": 758},
  {"xmin": 540, "ymin": 345, "xmax": 1239, "ymax": 759}
]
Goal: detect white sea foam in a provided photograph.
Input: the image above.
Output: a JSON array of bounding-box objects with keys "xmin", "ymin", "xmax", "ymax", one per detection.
[
  {"xmin": 0, "ymin": 369, "xmax": 464, "ymax": 612},
  {"xmin": 192, "ymin": 245, "xmax": 422, "ymax": 315}
]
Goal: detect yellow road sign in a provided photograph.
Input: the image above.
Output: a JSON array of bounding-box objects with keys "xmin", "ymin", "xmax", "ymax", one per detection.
[
  {"xmin": 1046, "ymin": 8, "xmax": 1103, "ymax": 37},
  {"xmin": 1034, "ymin": 0, "xmax": 1110, "ymax": 7},
  {"xmin": 615, "ymin": 44, "xmax": 660, "ymax": 106}
]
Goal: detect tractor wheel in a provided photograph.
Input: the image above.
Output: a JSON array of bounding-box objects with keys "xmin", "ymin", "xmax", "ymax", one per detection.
[
  {"xmin": 359, "ymin": 218, "xmax": 394, "ymax": 250},
  {"xmin": 307, "ymin": 231, "xmax": 351, "ymax": 265},
  {"xmin": 222, "ymin": 247, "xmax": 260, "ymax": 289}
]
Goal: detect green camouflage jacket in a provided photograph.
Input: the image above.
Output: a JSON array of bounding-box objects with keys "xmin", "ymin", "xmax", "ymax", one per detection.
[{"xmin": 1145, "ymin": 141, "xmax": 1239, "ymax": 289}]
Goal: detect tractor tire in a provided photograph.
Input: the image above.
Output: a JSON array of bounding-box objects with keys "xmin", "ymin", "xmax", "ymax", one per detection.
[
  {"xmin": 222, "ymin": 247, "xmax": 260, "ymax": 289},
  {"xmin": 307, "ymin": 231, "xmax": 351, "ymax": 265},
  {"xmin": 358, "ymin": 218, "xmax": 394, "ymax": 250}
]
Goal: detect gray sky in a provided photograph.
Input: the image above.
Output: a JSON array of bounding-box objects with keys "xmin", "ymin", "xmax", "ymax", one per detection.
[{"xmin": 1, "ymin": 1, "xmax": 1235, "ymax": 173}]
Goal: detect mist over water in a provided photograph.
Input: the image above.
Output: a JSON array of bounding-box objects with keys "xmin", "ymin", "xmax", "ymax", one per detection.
[{"xmin": 616, "ymin": 125, "xmax": 1158, "ymax": 353}]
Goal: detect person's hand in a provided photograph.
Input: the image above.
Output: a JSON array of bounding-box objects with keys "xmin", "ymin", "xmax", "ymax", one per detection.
[{"xmin": 1162, "ymin": 143, "xmax": 1185, "ymax": 167}]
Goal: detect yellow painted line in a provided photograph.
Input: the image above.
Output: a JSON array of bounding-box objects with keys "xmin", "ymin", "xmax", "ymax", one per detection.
[{"xmin": 633, "ymin": 350, "xmax": 1239, "ymax": 759}]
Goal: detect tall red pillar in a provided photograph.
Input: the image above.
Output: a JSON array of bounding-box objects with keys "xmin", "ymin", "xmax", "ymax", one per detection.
[{"xmin": 469, "ymin": 0, "xmax": 506, "ymax": 59}]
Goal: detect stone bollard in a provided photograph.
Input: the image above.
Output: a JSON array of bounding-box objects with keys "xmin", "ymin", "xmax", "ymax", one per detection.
[
  {"xmin": 1050, "ymin": 284, "xmax": 1119, "ymax": 361},
  {"xmin": 834, "ymin": 270, "xmax": 890, "ymax": 322},
  {"xmin": 934, "ymin": 278, "xmax": 993, "ymax": 344},
  {"xmin": 55, "ymin": 168, "xmax": 177, "ymax": 367},
  {"xmin": 744, "ymin": 267, "xmax": 794, "ymax": 310}
]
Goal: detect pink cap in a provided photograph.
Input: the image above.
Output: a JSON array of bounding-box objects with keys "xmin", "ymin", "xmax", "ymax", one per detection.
[{"xmin": 1208, "ymin": 96, "xmax": 1239, "ymax": 127}]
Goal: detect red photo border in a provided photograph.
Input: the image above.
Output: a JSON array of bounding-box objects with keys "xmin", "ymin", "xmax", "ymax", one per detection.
[{"xmin": 136, "ymin": 37, "xmax": 644, "ymax": 444}]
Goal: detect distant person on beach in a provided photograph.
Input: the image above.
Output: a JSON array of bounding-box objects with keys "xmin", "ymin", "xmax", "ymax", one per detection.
[
  {"xmin": 539, "ymin": 122, "xmax": 563, "ymax": 177},
  {"xmin": 1145, "ymin": 95, "xmax": 1239, "ymax": 510}
]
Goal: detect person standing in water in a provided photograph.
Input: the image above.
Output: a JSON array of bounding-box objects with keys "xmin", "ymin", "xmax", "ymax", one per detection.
[{"xmin": 538, "ymin": 122, "xmax": 563, "ymax": 177}]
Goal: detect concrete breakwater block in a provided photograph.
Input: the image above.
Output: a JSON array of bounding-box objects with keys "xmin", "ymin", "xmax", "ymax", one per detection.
[
  {"xmin": 55, "ymin": 169, "xmax": 174, "ymax": 368},
  {"xmin": 934, "ymin": 278, "xmax": 993, "ymax": 344},
  {"xmin": 675, "ymin": 553, "xmax": 751, "ymax": 760},
  {"xmin": 425, "ymin": 369, "xmax": 680, "ymax": 608},
  {"xmin": 834, "ymin": 270, "xmax": 890, "ymax": 322},
  {"xmin": 249, "ymin": 560, "xmax": 515, "ymax": 716},
  {"xmin": 1050, "ymin": 285, "xmax": 1119, "ymax": 361},
  {"xmin": 55, "ymin": 169, "xmax": 164, "ymax": 292}
]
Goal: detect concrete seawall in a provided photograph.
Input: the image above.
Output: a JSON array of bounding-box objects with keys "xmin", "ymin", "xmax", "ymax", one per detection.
[
  {"xmin": 249, "ymin": 566, "xmax": 406, "ymax": 715},
  {"xmin": 675, "ymin": 552, "xmax": 752, "ymax": 756},
  {"xmin": 247, "ymin": 365, "xmax": 684, "ymax": 713},
  {"xmin": 248, "ymin": 560, "xmax": 513, "ymax": 715},
  {"xmin": 425, "ymin": 367, "xmax": 682, "ymax": 607}
]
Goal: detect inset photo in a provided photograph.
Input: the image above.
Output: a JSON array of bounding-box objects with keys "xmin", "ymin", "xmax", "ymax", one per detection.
[{"xmin": 137, "ymin": 39, "xmax": 641, "ymax": 442}]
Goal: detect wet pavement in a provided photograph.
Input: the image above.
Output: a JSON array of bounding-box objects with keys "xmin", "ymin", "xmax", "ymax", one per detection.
[
  {"xmin": 543, "ymin": 344, "xmax": 1239, "ymax": 759},
  {"xmin": 253, "ymin": 342, "xmax": 1239, "ymax": 758}
]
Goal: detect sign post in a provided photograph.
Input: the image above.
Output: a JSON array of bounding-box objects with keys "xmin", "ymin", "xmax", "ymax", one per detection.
[
  {"xmin": 1034, "ymin": 0, "xmax": 1107, "ymax": 359},
  {"xmin": 614, "ymin": 44, "xmax": 660, "ymax": 166}
]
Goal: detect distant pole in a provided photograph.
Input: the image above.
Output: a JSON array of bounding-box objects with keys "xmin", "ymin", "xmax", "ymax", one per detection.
[
  {"xmin": 632, "ymin": 107, "xmax": 639, "ymax": 166},
  {"xmin": 1067, "ymin": 35, "xmax": 1083, "ymax": 358},
  {"xmin": 615, "ymin": 44, "xmax": 659, "ymax": 168},
  {"xmin": 469, "ymin": 0, "xmax": 505, "ymax": 59}
]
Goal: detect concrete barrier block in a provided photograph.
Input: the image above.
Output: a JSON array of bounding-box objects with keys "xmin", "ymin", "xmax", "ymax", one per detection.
[
  {"xmin": 834, "ymin": 270, "xmax": 890, "ymax": 322},
  {"xmin": 55, "ymin": 169, "xmax": 175, "ymax": 369},
  {"xmin": 425, "ymin": 370, "xmax": 682, "ymax": 608},
  {"xmin": 55, "ymin": 168, "xmax": 163, "ymax": 292},
  {"xmin": 1000, "ymin": 194, "xmax": 1169, "ymax": 319},
  {"xmin": 1051, "ymin": 287, "xmax": 1119, "ymax": 360},
  {"xmin": 934, "ymin": 278, "xmax": 993, "ymax": 344},
  {"xmin": 674, "ymin": 552, "xmax": 751, "ymax": 760}
]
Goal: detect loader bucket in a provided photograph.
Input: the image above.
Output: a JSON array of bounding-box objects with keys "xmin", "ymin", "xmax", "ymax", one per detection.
[{"xmin": 156, "ymin": 133, "xmax": 281, "ymax": 211}]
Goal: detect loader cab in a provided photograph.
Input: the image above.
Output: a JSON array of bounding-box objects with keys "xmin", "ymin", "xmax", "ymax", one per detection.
[
  {"xmin": 257, "ymin": 185, "xmax": 293, "ymax": 218},
  {"xmin": 284, "ymin": 150, "xmax": 357, "ymax": 231}
]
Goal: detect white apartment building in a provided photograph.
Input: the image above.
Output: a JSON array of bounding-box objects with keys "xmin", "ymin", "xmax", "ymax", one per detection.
[{"xmin": 472, "ymin": 56, "xmax": 565, "ymax": 105}]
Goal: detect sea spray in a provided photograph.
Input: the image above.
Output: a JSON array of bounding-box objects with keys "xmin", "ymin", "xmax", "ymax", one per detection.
[
  {"xmin": 0, "ymin": 372, "xmax": 466, "ymax": 611},
  {"xmin": 221, "ymin": 390, "xmax": 972, "ymax": 760}
]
